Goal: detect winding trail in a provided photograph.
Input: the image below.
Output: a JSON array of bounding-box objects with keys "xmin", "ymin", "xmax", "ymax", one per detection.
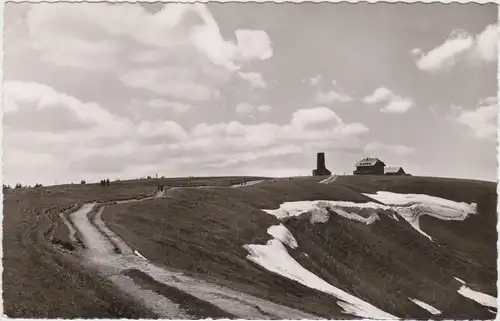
[{"xmin": 67, "ymin": 183, "xmax": 320, "ymax": 319}]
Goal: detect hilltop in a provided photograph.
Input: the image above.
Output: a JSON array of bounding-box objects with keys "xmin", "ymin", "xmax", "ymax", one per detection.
[{"xmin": 3, "ymin": 174, "xmax": 497, "ymax": 318}]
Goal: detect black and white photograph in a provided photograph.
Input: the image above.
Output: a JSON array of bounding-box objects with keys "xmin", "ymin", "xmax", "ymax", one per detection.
[{"xmin": 2, "ymin": 1, "xmax": 498, "ymax": 319}]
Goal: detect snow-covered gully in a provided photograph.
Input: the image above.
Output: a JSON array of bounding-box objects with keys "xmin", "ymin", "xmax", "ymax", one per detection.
[
  {"xmin": 261, "ymin": 192, "xmax": 478, "ymax": 242},
  {"xmin": 244, "ymin": 192, "xmax": 483, "ymax": 318},
  {"xmin": 364, "ymin": 191, "xmax": 477, "ymax": 241},
  {"xmin": 68, "ymin": 184, "xmax": 318, "ymax": 319},
  {"xmin": 409, "ymin": 298, "xmax": 441, "ymax": 315},
  {"xmin": 454, "ymin": 277, "xmax": 497, "ymax": 309},
  {"xmin": 244, "ymin": 224, "xmax": 396, "ymax": 319}
]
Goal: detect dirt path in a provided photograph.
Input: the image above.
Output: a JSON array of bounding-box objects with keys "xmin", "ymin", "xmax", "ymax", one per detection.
[
  {"xmin": 319, "ymin": 175, "xmax": 338, "ymax": 184},
  {"xmin": 68, "ymin": 184, "xmax": 320, "ymax": 319}
]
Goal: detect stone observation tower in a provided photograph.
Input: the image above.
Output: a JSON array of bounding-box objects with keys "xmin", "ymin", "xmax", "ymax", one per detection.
[{"xmin": 312, "ymin": 152, "xmax": 332, "ymax": 176}]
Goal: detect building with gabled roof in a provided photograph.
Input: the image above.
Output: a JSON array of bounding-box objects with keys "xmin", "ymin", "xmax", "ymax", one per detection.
[
  {"xmin": 353, "ymin": 157, "xmax": 386, "ymax": 175},
  {"xmin": 384, "ymin": 167, "xmax": 406, "ymax": 175}
]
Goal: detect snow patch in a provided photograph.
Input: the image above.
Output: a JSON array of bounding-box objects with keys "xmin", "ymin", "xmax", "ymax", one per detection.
[
  {"xmin": 458, "ymin": 284, "xmax": 497, "ymax": 308},
  {"xmin": 231, "ymin": 180, "xmax": 265, "ymax": 188},
  {"xmin": 363, "ymin": 191, "xmax": 477, "ymax": 241},
  {"xmin": 409, "ymin": 298, "xmax": 441, "ymax": 315},
  {"xmin": 364, "ymin": 192, "xmax": 477, "ymax": 213},
  {"xmin": 134, "ymin": 250, "xmax": 148, "ymax": 261},
  {"xmin": 243, "ymin": 239, "xmax": 395, "ymax": 319},
  {"xmin": 267, "ymin": 224, "xmax": 298, "ymax": 249},
  {"xmin": 262, "ymin": 200, "xmax": 385, "ymax": 225},
  {"xmin": 262, "ymin": 192, "xmax": 477, "ymax": 242},
  {"xmin": 454, "ymin": 277, "xmax": 466, "ymax": 284}
]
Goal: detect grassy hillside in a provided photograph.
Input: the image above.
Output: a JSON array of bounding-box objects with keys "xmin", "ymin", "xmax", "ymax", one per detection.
[
  {"xmin": 2, "ymin": 176, "xmax": 267, "ymax": 318},
  {"xmin": 3, "ymin": 174, "xmax": 497, "ymax": 318},
  {"xmin": 102, "ymin": 175, "xmax": 496, "ymax": 318}
]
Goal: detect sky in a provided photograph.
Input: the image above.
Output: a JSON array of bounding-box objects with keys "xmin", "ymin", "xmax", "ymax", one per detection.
[{"xmin": 3, "ymin": 2, "xmax": 498, "ymax": 186}]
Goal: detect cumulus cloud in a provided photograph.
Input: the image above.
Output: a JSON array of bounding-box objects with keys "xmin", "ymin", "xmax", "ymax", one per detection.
[
  {"xmin": 147, "ymin": 99, "xmax": 192, "ymax": 113},
  {"xmin": 17, "ymin": 3, "xmax": 273, "ymax": 101},
  {"xmin": 475, "ymin": 24, "xmax": 499, "ymax": 61},
  {"xmin": 381, "ymin": 97, "xmax": 414, "ymax": 113},
  {"xmin": 188, "ymin": 107, "xmax": 368, "ymax": 154},
  {"xmin": 137, "ymin": 120, "xmax": 189, "ymax": 142},
  {"xmin": 238, "ymin": 71, "xmax": 267, "ymax": 88},
  {"xmin": 413, "ymin": 23, "xmax": 499, "ymax": 72},
  {"xmin": 234, "ymin": 29, "xmax": 273, "ymax": 61},
  {"xmin": 4, "ymin": 81, "xmax": 131, "ymax": 134},
  {"xmin": 455, "ymin": 97, "xmax": 497, "ymax": 139},
  {"xmin": 363, "ymin": 87, "xmax": 393, "ymax": 104},
  {"xmin": 314, "ymin": 90, "xmax": 352, "ymax": 104},
  {"xmin": 289, "ymin": 107, "xmax": 343, "ymax": 129},
  {"xmin": 236, "ymin": 103, "xmax": 273, "ymax": 115},
  {"xmin": 208, "ymin": 145, "xmax": 303, "ymax": 168},
  {"xmin": 3, "ymin": 82, "xmax": 188, "ymax": 162},
  {"xmin": 235, "ymin": 102, "xmax": 255, "ymax": 114},
  {"xmin": 3, "ymin": 82, "xmax": 368, "ymax": 185},
  {"xmin": 257, "ymin": 105, "xmax": 272, "ymax": 113},
  {"xmin": 364, "ymin": 141, "xmax": 414, "ymax": 155},
  {"xmin": 363, "ymin": 87, "xmax": 414, "ymax": 113},
  {"xmin": 302, "ymin": 74, "xmax": 322, "ymax": 86},
  {"xmin": 118, "ymin": 66, "xmax": 221, "ymax": 101}
]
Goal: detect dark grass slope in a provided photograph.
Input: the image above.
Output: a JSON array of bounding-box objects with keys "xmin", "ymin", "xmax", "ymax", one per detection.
[
  {"xmin": 102, "ymin": 175, "xmax": 497, "ymax": 319},
  {"xmin": 102, "ymin": 182, "xmax": 367, "ymax": 318},
  {"xmin": 334, "ymin": 175, "xmax": 497, "ymax": 296},
  {"xmin": 4, "ymin": 174, "xmax": 496, "ymax": 318},
  {"xmin": 284, "ymin": 210, "xmax": 493, "ymax": 318},
  {"xmin": 2, "ymin": 190, "xmax": 157, "ymax": 318},
  {"xmin": 2, "ymin": 176, "xmax": 266, "ymax": 318}
]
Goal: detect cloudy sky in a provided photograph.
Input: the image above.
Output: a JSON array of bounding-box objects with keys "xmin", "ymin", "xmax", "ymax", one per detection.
[{"xmin": 3, "ymin": 2, "xmax": 498, "ymax": 186}]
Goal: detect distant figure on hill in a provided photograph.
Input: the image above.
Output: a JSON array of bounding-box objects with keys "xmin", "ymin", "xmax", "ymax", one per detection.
[{"xmin": 106, "ymin": 178, "xmax": 110, "ymax": 186}]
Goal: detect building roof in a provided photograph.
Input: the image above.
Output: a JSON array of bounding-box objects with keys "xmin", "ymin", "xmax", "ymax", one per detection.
[
  {"xmin": 355, "ymin": 157, "xmax": 385, "ymax": 167},
  {"xmin": 384, "ymin": 167, "xmax": 404, "ymax": 174}
]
